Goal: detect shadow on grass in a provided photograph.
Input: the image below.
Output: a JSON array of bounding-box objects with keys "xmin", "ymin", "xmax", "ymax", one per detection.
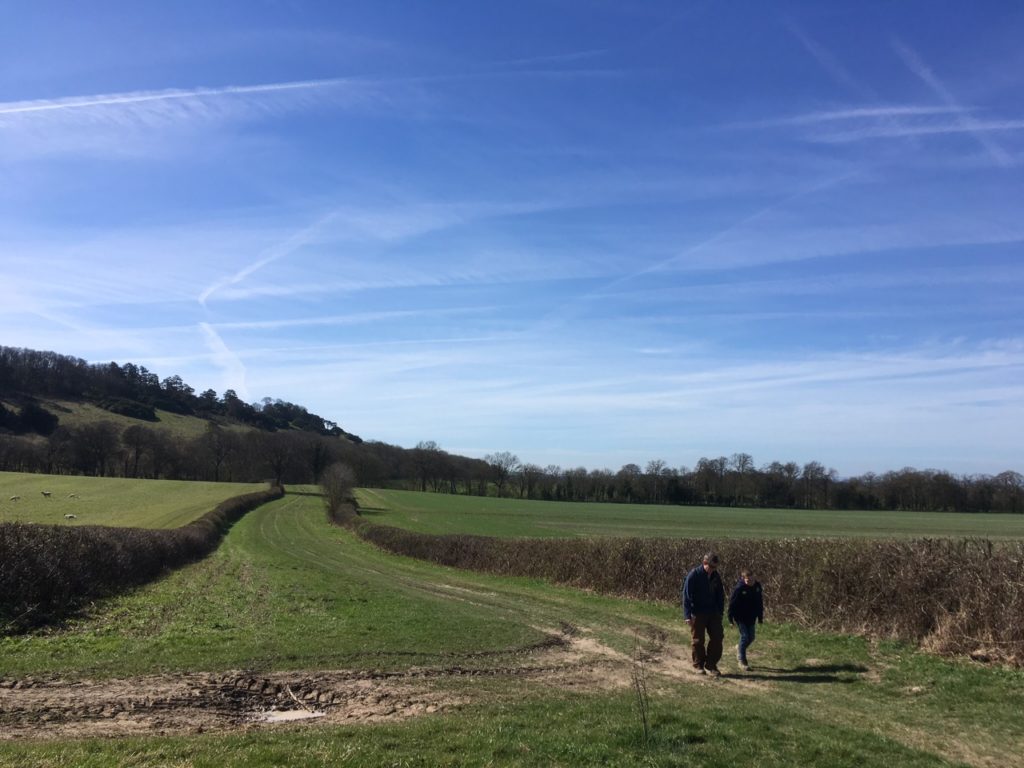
[{"xmin": 727, "ymin": 663, "xmax": 868, "ymax": 684}]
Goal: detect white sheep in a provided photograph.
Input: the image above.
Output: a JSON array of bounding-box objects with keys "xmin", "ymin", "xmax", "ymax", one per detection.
[
  {"xmin": 64, "ymin": 513, "xmax": 77, "ymax": 520},
  {"xmin": 41, "ymin": 490, "xmax": 52, "ymax": 498},
  {"xmin": 8, "ymin": 495, "xmax": 20, "ymax": 502},
  {"xmin": 68, "ymin": 493, "xmax": 79, "ymax": 499}
]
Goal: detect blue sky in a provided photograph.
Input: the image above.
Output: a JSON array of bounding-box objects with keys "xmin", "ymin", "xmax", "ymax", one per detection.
[{"xmin": 2, "ymin": 1, "xmax": 1022, "ymax": 476}]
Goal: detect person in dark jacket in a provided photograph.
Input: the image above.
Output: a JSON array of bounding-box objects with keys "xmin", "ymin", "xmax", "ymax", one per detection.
[
  {"xmin": 727, "ymin": 569, "xmax": 764, "ymax": 671},
  {"xmin": 681, "ymin": 552, "xmax": 725, "ymax": 676}
]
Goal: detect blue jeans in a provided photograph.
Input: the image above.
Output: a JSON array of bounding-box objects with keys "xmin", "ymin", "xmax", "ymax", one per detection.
[{"xmin": 736, "ymin": 621, "xmax": 756, "ymax": 664}]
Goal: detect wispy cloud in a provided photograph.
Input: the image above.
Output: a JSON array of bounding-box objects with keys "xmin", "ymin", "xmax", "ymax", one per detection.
[
  {"xmin": 744, "ymin": 104, "xmax": 967, "ymax": 129},
  {"xmin": 813, "ymin": 117, "xmax": 1024, "ymax": 143},
  {"xmin": 0, "ymin": 64, "xmax": 625, "ymax": 132},
  {"xmin": 0, "ymin": 77, "xmax": 361, "ymax": 119},
  {"xmin": 487, "ymin": 49, "xmax": 609, "ymax": 68},
  {"xmin": 786, "ymin": 19, "xmax": 875, "ymax": 99},
  {"xmin": 198, "ymin": 322, "xmax": 248, "ymax": 399},
  {"xmin": 0, "ymin": 76, "xmax": 376, "ymax": 128},
  {"xmin": 658, "ymin": 218, "xmax": 1024, "ymax": 273},
  {"xmin": 198, "ymin": 211, "xmax": 340, "ymax": 306},
  {"xmin": 891, "ymin": 37, "xmax": 1015, "ymax": 167},
  {"xmin": 0, "ymin": 76, "xmax": 386, "ymax": 157},
  {"xmin": 211, "ymin": 306, "xmax": 495, "ymax": 331}
]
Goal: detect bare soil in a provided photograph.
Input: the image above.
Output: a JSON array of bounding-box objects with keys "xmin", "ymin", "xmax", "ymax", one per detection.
[{"xmin": 0, "ymin": 625, "xmax": 640, "ymax": 740}]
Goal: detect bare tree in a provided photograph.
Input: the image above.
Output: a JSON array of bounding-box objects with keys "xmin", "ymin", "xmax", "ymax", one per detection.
[
  {"xmin": 72, "ymin": 422, "xmax": 121, "ymax": 476},
  {"xmin": 255, "ymin": 432, "xmax": 301, "ymax": 487},
  {"xmin": 122, "ymin": 425, "xmax": 158, "ymax": 478},
  {"xmin": 411, "ymin": 440, "xmax": 445, "ymax": 492},
  {"xmin": 321, "ymin": 461, "xmax": 357, "ymax": 511},
  {"xmin": 995, "ymin": 471, "xmax": 1024, "ymax": 514},
  {"xmin": 484, "ymin": 451, "xmax": 520, "ymax": 497},
  {"xmin": 644, "ymin": 459, "xmax": 667, "ymax": 504},
  {"xmin": 730, "ymin": 452, "xmax": 754, "ymax": 505},
  {"xmin": 199, "ymin": 424, "xmax": 238, "ymax": 482},
  {"xmin": 515, "ymin": 463, "xmax": 544, "ymax": 498}
]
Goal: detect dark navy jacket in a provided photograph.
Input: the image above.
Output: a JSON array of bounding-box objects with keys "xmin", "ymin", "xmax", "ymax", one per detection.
[
  {"xmin": 681, "ymin": 564, "xmax": 725, "ymax": 620},
  {"xmin": 727, "ymin": 579, "xmax": 764, "ymax": 625}
]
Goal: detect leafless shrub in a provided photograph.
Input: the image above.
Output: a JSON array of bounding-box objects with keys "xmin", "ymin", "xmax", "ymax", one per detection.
[
  {"xmin": 339, "ymin": 513, "xmax": 1024, "ymax": 666},
  {"xmin": 321, "ymin": 462, "xmax": 357, "ymax": 513}
]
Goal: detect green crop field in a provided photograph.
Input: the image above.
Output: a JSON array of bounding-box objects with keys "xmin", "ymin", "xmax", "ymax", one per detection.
[
  {"xmin": 356, "ymin": 488, "xmax": 1024, "ymax": 540},
  {"xmin": 0, "ymin": 471, "xmax": 266, "ymax": 528},
  {"xmin": 1, "ymin": 488, "xmax": 1022, "ymax": 766}
]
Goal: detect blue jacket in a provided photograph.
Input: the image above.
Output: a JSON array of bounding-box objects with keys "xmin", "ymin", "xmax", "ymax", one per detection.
[
  {"xmin": 681, "ymin": 564, "xmax": 725, "ymax": 619},
  {"xmin": 727, "ymin": 579, "xmax": 764, "ymax": 624}
]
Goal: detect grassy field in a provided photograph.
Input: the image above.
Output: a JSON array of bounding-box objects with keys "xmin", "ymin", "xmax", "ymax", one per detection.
[
  {"xmin": 356, "ymin": 488, "xmax": 1024, "ymax": 540},
  {"xmin": 0, "ymin": 472, "xmax": 266, "ymax": 528},
  {"xmin": 1, "ymin": 489, "xmax": 1021, "ymax": 766},
  {"xmin": 34, "ymin": 397, "xmax": 222, "ymax": 440}
]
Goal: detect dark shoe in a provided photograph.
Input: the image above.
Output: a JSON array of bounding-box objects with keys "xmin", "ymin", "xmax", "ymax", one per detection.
[
  {"xmin": 692, "ymin": 665, "xmax": 706, "ymax": 675},
  {"xmin": 705, "ymin": 667, "xmax": 721, "ymax": 678},
  {"xmin": 739, "ymin": 662, "xmax": 750, "ymax": 672}
]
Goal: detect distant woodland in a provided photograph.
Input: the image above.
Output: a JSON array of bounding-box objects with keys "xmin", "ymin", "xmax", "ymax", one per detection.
[{"xmin": 1, "ymin": 346, "xmax": 1021, "ymax": 513}]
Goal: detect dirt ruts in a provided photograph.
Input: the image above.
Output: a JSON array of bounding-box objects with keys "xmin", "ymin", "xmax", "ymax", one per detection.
[{"xmin": 0, "ymin": 625, "xmax": 632, "ymax": 739}]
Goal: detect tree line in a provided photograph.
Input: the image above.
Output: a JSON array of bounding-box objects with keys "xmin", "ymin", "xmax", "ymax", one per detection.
[
  {"xmin": 1, "ymin": 420, "xmax": 1021, "ymax": 513},
  {"xmin": 2, "ymin": 345, "xmax": 1021, "ymax": 513},
  {"xmin": 394, "ymin": 446, "xmax": 1024, "ymax": 514}
]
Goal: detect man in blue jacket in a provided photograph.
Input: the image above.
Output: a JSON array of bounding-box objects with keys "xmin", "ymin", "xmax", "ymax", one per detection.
[{"xmin": 682, "ymin": 552, "xmax": 725, "ymax": 676}]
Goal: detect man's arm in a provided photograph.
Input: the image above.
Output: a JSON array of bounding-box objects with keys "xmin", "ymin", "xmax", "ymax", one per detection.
[{"xmin": 682, "ymin": 571, "xmax": 694, "ymax": 620}]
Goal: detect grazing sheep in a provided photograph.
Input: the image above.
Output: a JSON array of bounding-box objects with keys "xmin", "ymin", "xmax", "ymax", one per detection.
[
  {"xmin": 41, "ymin": 490, "xmax": 52, "ymax": 498},
  {"xmin": 68, "ymin": 493, "xmax": 79, "ymax": 499},
  {"xmin": 64, "ymin": 513, "xmax": 77, "ymax": 520},
  {"xmin": 9, "ymin": 495, "xmax": 20, "ymax": 501}
]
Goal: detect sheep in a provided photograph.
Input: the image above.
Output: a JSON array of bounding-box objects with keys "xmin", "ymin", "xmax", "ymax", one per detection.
[
  {"xmin": 41, "ymin": 490, "xmax": 52, "ymax": 498},
  {"xmin": 63, "ymin": 513, "xmax": 77, "ymax": 520},
  {"xmin": 8, "ymin": 495, "xmax": 20, "ymax": 501},
  {"xmin": 67, "ymin": 493, "xmax": 79, "ymax": 499}
]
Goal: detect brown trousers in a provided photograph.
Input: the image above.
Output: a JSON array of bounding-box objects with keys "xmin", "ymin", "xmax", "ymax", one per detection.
[{"xmin": 690, "ymin": 613, "xmax": 724, "ymax": 670}]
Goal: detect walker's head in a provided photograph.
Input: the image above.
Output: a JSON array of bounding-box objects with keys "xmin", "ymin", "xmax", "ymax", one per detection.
[{"xmin": 702, "ymin": 552, "xmax": 719, "ymax": 572}]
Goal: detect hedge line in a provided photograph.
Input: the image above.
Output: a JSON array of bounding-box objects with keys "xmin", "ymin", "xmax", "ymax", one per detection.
[
  {"xmin": 330, "ymin": 503, "xmax": 1024, "ymax": 665},
  {"xmin": 0, "ymin": 485, "xmax": 284, "ymax": 632}
]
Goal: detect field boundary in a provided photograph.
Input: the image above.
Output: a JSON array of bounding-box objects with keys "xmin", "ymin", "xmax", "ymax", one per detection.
[
  {"xmin": 329, "ymin": 499, "xmax": 1024, "ymax": 666},
  {"xmin": 0, "ymin": 485, "xmax": 284, "ymax": 632}
]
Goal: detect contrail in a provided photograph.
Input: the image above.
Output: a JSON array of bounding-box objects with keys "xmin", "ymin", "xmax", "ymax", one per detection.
[
  {"xmin": 0, "ymin": 77, "xmax": 354, "ymax": 117},
  {"xmin": 891, "ymin": 37, "xmax": 1014, "ymax": 168},
  {"xmin": 199, "ymin": 322, "xmax": 248, "ymax": 400},
  {"xmin": 198, "ymin": 211, "xmax": 340, "ymax": 306}
]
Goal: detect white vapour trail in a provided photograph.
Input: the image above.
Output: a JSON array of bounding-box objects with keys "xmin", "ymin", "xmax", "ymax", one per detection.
[
  {"xmin": 199, "ymin": 322, "xmax": 248, "ymax": 399},
  {"xmin": 198, "ymin": 211, "xmax": 340, "ymax": 306},
  {"xmin": 891, "ymin": 37, "xmax": 1015, "ymax": 168},
  {"xmin": 0, "ymin": 77, "xmax": 355, "ymax": 118}
]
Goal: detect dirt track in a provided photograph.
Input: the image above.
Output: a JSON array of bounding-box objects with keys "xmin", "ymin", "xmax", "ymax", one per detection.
[{"xmin": 0, "ymin": 625, "xmax": 648, "ymax": 739}]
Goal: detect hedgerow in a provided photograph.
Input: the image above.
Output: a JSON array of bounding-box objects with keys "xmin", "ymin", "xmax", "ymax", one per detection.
[
  {"xmin": 0, "ymin": 485, "xmax": 283, "ymax": 632},
  {"xmin": 329, "ymin": 502, "xmax": 1024, "ymax": 665}
]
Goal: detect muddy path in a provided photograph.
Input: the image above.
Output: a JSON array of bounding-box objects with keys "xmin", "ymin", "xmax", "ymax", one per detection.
[{"xmin": 0, "ymin": 624, "xmax": 648, "ymax": 740}]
